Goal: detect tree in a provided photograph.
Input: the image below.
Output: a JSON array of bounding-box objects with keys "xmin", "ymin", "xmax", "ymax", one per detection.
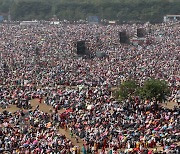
[
  {"xmin": 115, "ymin": 80, "xmax": 138, "ymax": 101},
  {"xmin": 139, "ymin": 79, "xmax": 170, "ymax": 102},
  {"xmin": 1, "ymin": 0, "xmax": 180, "ymax": 22}
]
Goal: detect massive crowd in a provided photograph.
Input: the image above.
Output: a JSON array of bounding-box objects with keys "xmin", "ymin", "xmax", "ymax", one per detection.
[
  {"xmin": 0, "ymin": 109, "xmax": 76, "ymax": 153},
  {"xmin": 0, "ymin": 21, "xmax": 179, "ymax": 153}
]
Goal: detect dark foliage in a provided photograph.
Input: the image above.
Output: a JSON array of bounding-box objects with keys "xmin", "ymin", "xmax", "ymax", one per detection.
[{"xmin": 0, "ymin": 0, "xmax": 179, "ymax": 22}]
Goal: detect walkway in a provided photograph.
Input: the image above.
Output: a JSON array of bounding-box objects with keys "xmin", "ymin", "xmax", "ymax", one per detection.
[
  {"xmin": 0, "ymin": 98, "xmax": 179, "ymax": 152},
  {"xmin": 0, "ymin": 98, "xmax": 84, "ymax": 149}
]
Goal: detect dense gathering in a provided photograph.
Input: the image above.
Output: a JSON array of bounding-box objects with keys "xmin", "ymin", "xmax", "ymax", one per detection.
[
  {"xmin": 0, "ymin": 21, "xmax": 179, "ymax": 153},
  {"xmin": 0, "ymin": 109, "xmax": 74, "ymax": 153}
]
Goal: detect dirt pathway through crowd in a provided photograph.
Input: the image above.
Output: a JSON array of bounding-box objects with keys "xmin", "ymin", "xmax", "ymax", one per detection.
[
  {"xmin": 0, "ymin": 98, "xmax": 179, "ymax": 152},
  {"xmin": 0, "ymin": 98, "xmax": 84, "ymax": 149},
  {"xmin": 30, "ymin": 99, "xmax": 84, "ymax": 148},
  {"xmin": 160, "ymin": 100, "xmax": 178, "ymax": 109},
  {"xmin": 31, "ymin": 99, "xmax": 85, "ymax": 148}
]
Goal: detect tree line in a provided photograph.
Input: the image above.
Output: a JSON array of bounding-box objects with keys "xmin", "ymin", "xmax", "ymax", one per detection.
[{"xmin": 0, "ymin": 0, "xmax": 179, "ymax": 23}]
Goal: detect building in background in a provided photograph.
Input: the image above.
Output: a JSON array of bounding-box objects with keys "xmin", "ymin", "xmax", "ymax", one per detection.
[{"xmin": 164, "ymin": 15, "xmax": 180, "ymax": 22}]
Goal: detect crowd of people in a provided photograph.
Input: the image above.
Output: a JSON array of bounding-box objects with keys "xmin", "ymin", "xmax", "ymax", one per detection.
[
  {"xmin": 0, "ymin": 21, "xmax": 179, "ymax": 153},
  {"xmin": 0, "ymin": 108, "xmax": 76, "ymax": 153},
  {"xmin": 44, "ymin": 85, "xmax": 180, "ymax": 153}
]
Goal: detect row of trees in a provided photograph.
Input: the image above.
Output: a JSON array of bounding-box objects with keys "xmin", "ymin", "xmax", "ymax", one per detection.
[
  {"xmin": 0, "ymin": 0, "xmax": 179, "ymax": 23},
  {"xmin": 115, "ymin": 79, "xmax": 170, "ymax": 102}
]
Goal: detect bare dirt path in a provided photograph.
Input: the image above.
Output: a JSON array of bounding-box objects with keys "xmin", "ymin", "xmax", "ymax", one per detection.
[
  {"xmin": 0, "ymin": 98, "xmax": 84, "ymax": 149},
  {"xmin": 0, "ymin": 99, "xmax": 179, "ymax": 152}
]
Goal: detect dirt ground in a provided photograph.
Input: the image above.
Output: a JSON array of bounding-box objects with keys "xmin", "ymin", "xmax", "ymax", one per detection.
[
  {"xmin": 0, "ymin": 99, "xmax": 179, "ymax": 152},
  {"xmin": 0, "ymin": 98, "xmax": 84, "ymax": 149}
]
